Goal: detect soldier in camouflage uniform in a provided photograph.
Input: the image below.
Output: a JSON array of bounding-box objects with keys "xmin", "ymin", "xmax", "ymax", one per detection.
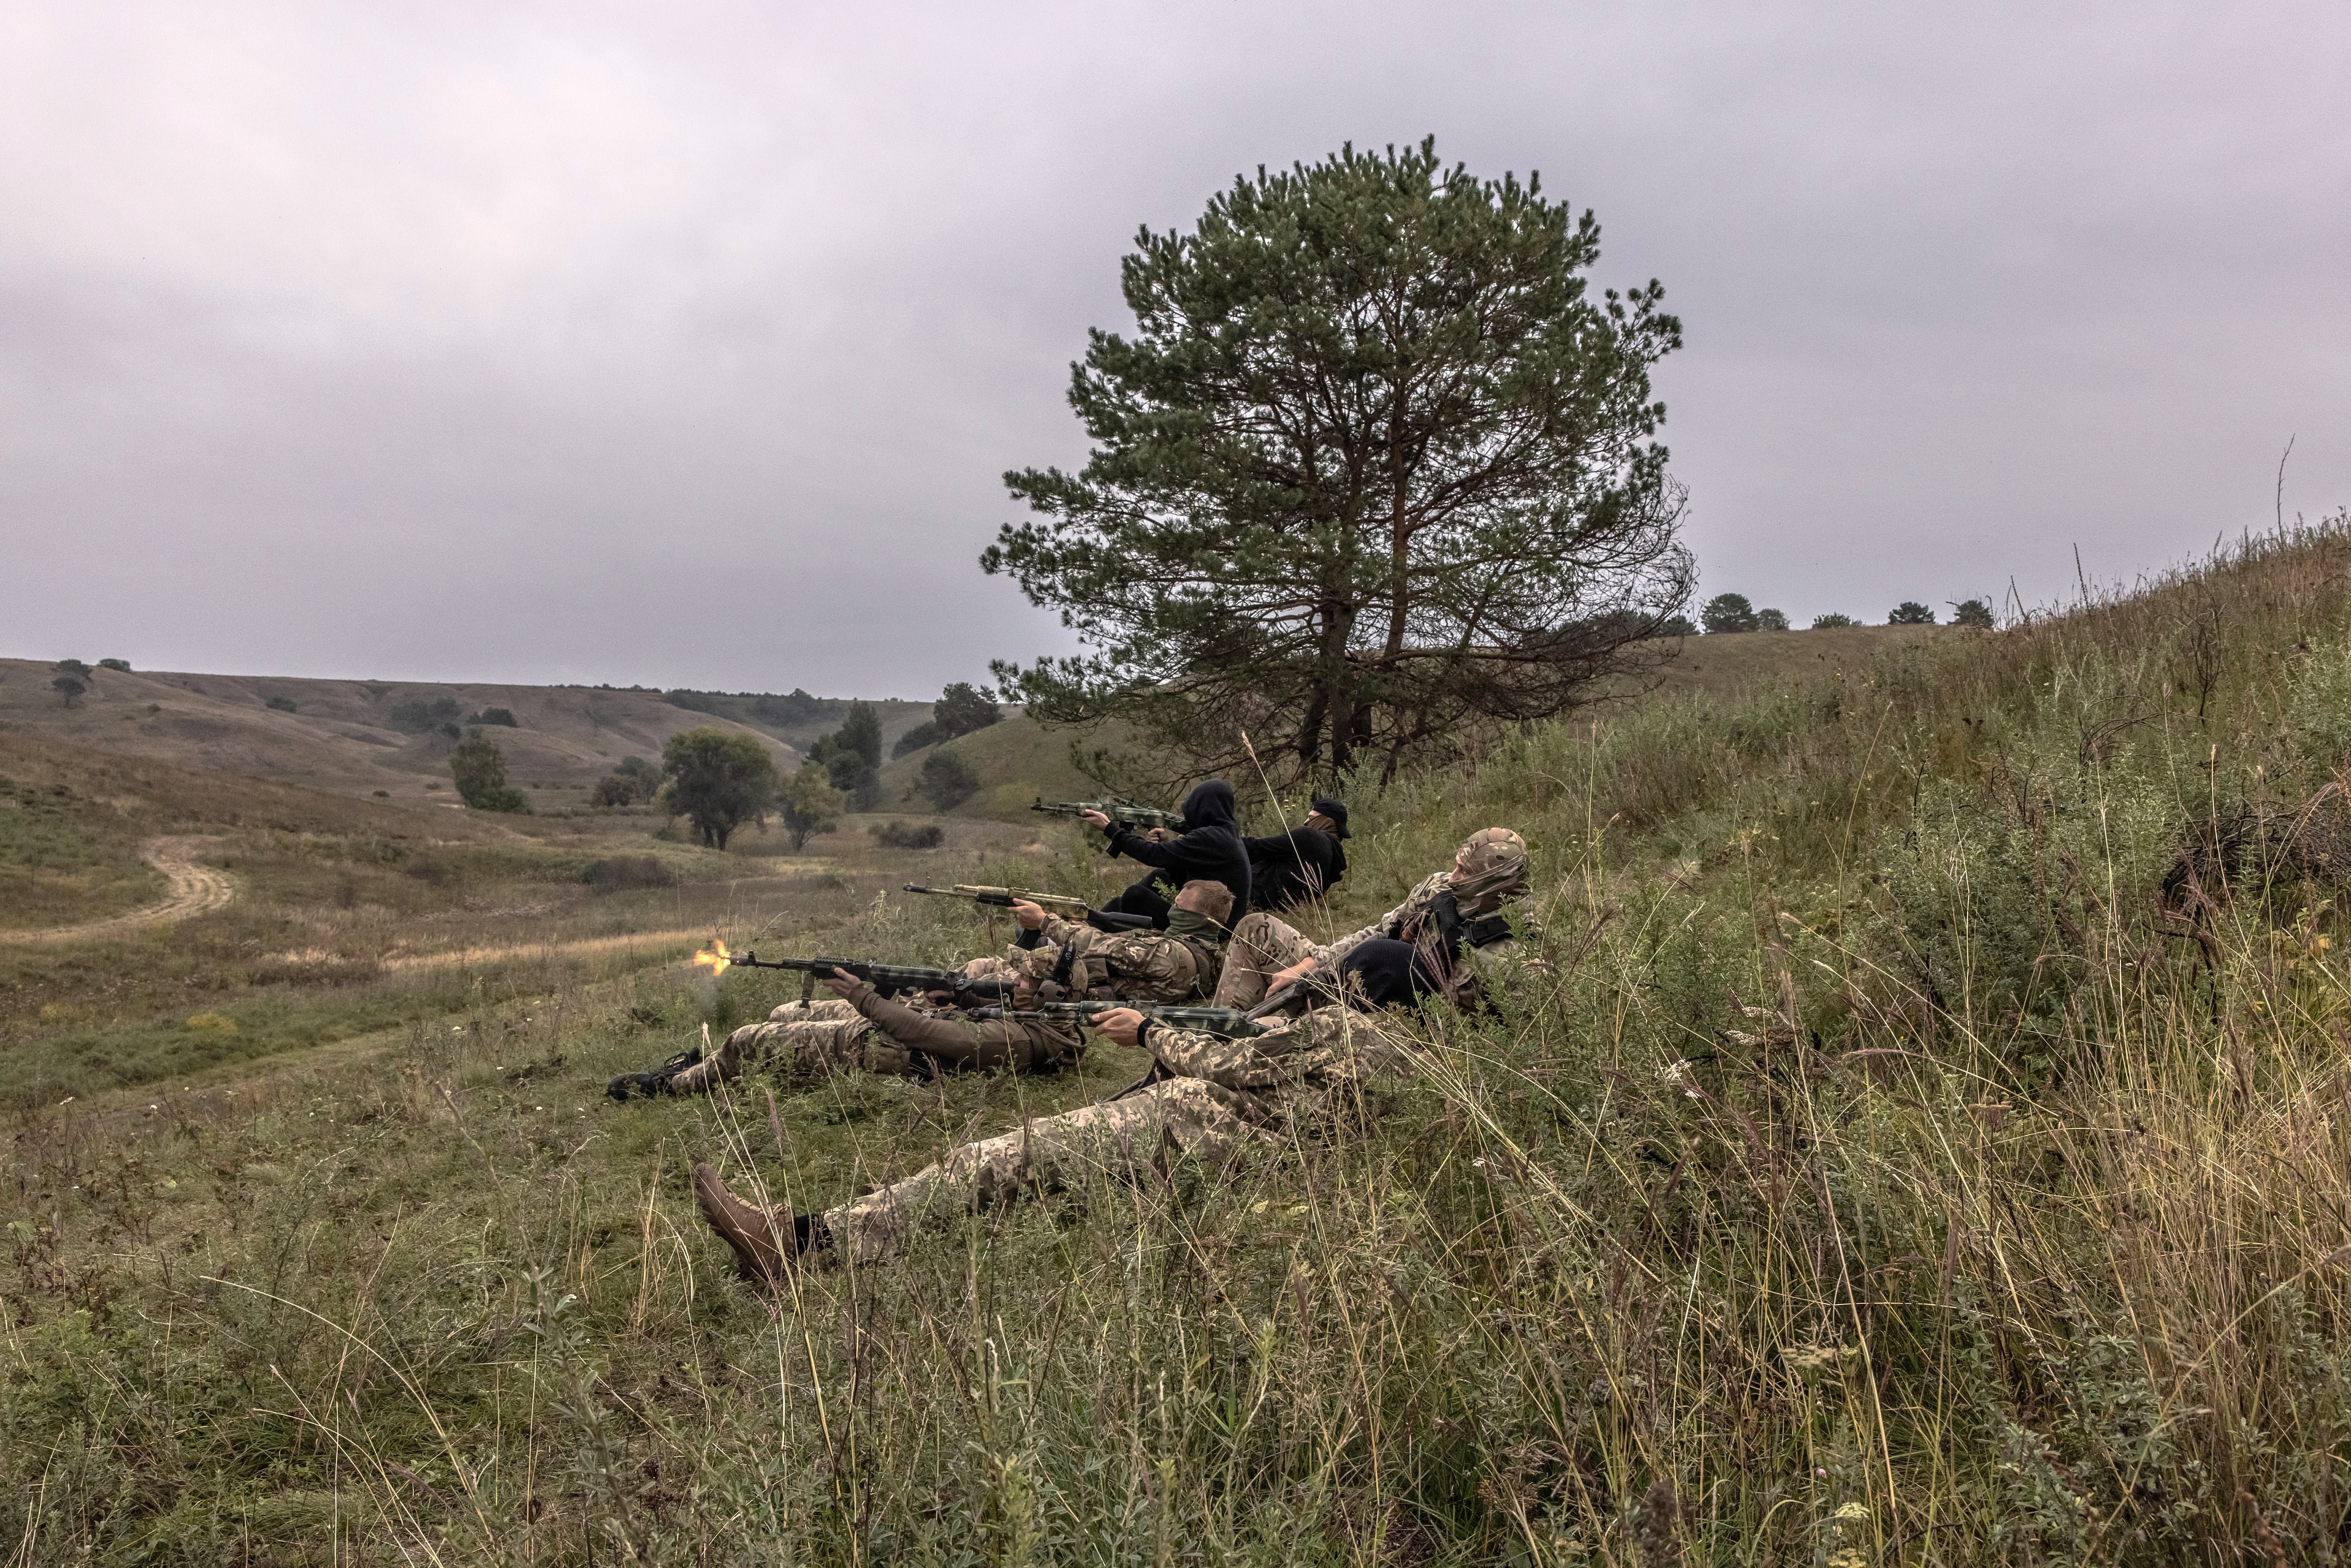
[
  {"xmin": 690, "ymin": 938, "xmax": 1440, "ymax": 1277},
  {"xmin": 1010, "ymin": 878, "xmax": 1232, "ymax": 1004},
  {"xmin": 1213, "ymin": 827, "xmax": 1531, "ymax": 1009},
  {"xmin": 608, "ymin": 949, "xmax": 1082, "ymax": 1098}
]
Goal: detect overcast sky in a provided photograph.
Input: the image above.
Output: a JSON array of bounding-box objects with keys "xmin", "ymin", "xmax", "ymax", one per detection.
[{"xmin": 3, "ymin": 1, "xmax": 2345, "ymax": 696}]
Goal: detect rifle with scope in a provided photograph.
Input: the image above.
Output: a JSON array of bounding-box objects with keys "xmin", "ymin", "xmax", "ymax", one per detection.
[
  {"xmin": 901, "ymin": 884, "xmax": 1157, "ymax": 934},
  {"xmin": 1030, "ymin": 797, "xmax": 1186, "ymax": 832}
]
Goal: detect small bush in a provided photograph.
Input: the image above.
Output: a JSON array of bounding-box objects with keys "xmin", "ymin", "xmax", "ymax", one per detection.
[
  {"xmin": 386, "ymin": 696, "xmax": 461, "ymax": 733},
  {"xmin": 1755, "ymin": 607, "xmax": 1789, "ymax": 630},
  {"xmin": 1654, "ymin": 613, "xmax": 1697, "ymax": 638},
  {"xmin": 265, "ymin": 695, "xmax": 297, "ymax": 712},
  {"xmin": 450, "ymin": 734, "xmax": 528, "ymax": 812},
  {"xmin": 372, "ymin": 789, "xmax": 388, "ymax": 797},
  {"xmin": 471, "ymin": 707, "xmax": 518, "ymax": 727},
  {"xmin": 583, "ymin": 854, "xmax": 678, "ymax": 892},
  {"xmin": 51, "ymin": 675, "xmax": 86, "ymax": 708},
  {"xmin": 891, "ymin": 720, "xmax": 943, "ymax": 758},
  {"xmin": 915, "ymin": 748, "xmax": 982, "ymax": 810},
  {"xmin": 98, "ymin": 658, "xmax": 130, "ymax": 672},
  {"xmin": 1889, "ymin": 600, "xmax": 1937, "ymax": 624},
  {"xmin": 873, "ymin": 819, "xmax": 944, "ymax": 849},
  {"xmin": 591, "ymin": 774, "xmax": 651, "ymax": 808},
  {"xmin": 1810, "ymin": 612, "xmax": 1857, "ymax": 628},
  {"xmin": 54, "ymin": 658, "xmax": 90, "ymax": 678},
  {"xmin": 1952, "ymin": 598, "xmax": 1995, "ymax": 629}
]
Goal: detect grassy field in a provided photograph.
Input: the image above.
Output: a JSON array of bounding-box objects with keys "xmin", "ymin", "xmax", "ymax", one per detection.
[{"xmin": 9, "ymin": 536, "xmax": 2351, "ymax": 1563}]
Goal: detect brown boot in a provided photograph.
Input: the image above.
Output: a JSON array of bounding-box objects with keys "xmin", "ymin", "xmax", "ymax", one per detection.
[{"xmin": 692, "ymin": 1162, "xmax": 794, "ymax": 1286}]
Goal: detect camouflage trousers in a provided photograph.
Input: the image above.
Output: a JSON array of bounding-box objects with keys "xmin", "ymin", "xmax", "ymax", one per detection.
[
  {"xmin": 820, "ymin": 1077, "xmax": 1267, "ymax": 1263},
  {"xmin": 674, "ymin": 1000, "xmax": 911, "ymax": 1090},
  {"xmin": 1212, "ymin": 912, "xmax": 1322, "ymax": 1008}
]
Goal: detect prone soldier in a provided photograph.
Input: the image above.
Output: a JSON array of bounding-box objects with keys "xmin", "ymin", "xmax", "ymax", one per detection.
[
  {"xmin": 690, "ymin": 937, "xmax": 1443, "ymax": 1275},
  {"xmin": 1214, "ymin": 827, "xmax": 1532, "ymax": 1009},
  {"xmin": 607, "ymin": 948, "xmax": 1082, "ymax": 1099},
  {"xmin": 1010, "ymin": 877, "xmax": 1232, "ymax": 1004}
]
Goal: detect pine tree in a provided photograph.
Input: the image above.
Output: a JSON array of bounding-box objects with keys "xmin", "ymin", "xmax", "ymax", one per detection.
[{"xmin": 985, "ymin": 138, "xmax": 1690, "ymax": 782}]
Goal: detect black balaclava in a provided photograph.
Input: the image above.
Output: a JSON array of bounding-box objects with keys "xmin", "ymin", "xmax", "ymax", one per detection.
[
  {"xmin": 1179, "ymin": 779, "xmax": 1237, "ymax": 832},
  {"xmin": 1337, "ymin": 938, "xmax": 1441, "ymax": 1012}
]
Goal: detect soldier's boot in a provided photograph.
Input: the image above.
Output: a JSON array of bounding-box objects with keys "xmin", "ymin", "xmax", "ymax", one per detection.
[
  {"xmin": 605, "ymin": 1044, "xmax": 704, "ymax": 1102},
  {"xmin": 691, "ymin": 1163, "xmax": 825, "ymax": 1285}
]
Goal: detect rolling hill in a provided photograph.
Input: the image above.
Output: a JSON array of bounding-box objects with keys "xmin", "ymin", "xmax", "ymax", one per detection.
[{"xmin": 0, "ymin": 660, "xmax": 931, "ymax": 806}]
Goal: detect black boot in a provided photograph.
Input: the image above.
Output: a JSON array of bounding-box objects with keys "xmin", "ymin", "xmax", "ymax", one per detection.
[{"xmin": 606, "ymin": 1043, "xmax": 704, "ymax": 1102}]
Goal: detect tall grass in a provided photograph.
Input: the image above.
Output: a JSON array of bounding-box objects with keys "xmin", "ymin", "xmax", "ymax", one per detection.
[{"xmin": 9, "ymin": 518, "xmax": 2351, "ymax": 1562}]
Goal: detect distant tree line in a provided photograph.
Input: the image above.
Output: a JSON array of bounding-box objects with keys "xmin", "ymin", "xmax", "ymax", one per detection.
[{"xmin": 1685, "ymin": 594, "xmax": 1996, "ymax": 634}]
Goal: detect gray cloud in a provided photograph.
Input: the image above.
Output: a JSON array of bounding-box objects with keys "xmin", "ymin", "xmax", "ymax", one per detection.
[{"xmin": 2, "ymin": 0, "xmax": 2345, "ymax": 691}]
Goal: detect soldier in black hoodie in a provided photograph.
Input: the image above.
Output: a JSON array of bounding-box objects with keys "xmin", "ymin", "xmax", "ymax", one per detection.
[{"xmin": 1082, "ymin": 779, "xmax": 1252, "ymax": 929}]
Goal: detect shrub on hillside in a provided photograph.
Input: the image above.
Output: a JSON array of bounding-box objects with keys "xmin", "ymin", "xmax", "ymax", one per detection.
[
  {"xmin": 1951, "ymin": 598, "xmax": 1995, "ymax": 629},
  {"xmin": 1701, "ymin": 593, "xmax": 1759, "ymax": 633},
  {"xmin": 387, "ymin": 696, "xmax": 462, "ymax": 732},
  {"xmin": 1755, "ymin": 607, "xmax": 1789, "ymax": 630},
  {"xmin": 750, "ymin": 688, "xmax": 829, "ymax": 727},
  {"xmin": 915, "ymin": 748, "xmax": 981, "ymax": 810},
  {"xmin": 591, "ymin": 774, "xmax": 647, "ymax": 807},
  {"xmin": 266, "ymin": 696, "xmax": 297, "ymax": 712},
  {"xmin": 98, "ymin": 658, "xmax": 130, "ymax": 671},
  {"xmin": 873, "ymin": 819, "xmax": 945, "ymax": 849},
  {"xmin": 1810, "ymin": 612, "xmax": 1857, "ymax": 628},
  {"xmin": 450, "ymin": 734, "xmax": 528, "ymax": 812},
  {"xmin": 810, "ymin": 702, "xmax": 884, "ymax": 809},
  {"xmin": 1653, "ymin": 614, "xmax": 1697, "ymax": 638},
  {"xmin": 1889, "ymin": 600, "xmax": 1937, "ymax": 624},
  {"xmin": 779, "ymin": 760, "xmax": 843, "ymax": 851},
  {"xmin": 54, "ymin": 658, "xmax": 89, "ymax": 678},
  {"xmin": 471, "ymin": 707, "xmax": 518, "ymax": 727},
  {"xmin": 51, "ymin": 675, "xmax": 86, "ymax": 708}
]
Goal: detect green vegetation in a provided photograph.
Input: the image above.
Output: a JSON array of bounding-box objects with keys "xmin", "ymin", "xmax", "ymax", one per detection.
[
  {"xmin": 914, "ymin": 746, "xmax": 981, "ymax": 809},
  {"xmin": 1952, "ymin": 597, "xmax": 1995, "ymax": 629},
  {"xmin": 987, "ymin": 137, "xmax": 1692, "ymax": 784},
  {"xmin": 1811, "ymin": 611, "xmax": 1857, "ymax": 628},
  {"xmin": 1889, "ymin": 599, "xmax": 1937, "ymax": 624},
  {"xmin": 450, "ymin": 733, "xmax": 529, "ymax": 812},
  {"xmin": 810, "ymin": 701, "xmax": 884, "ymax": 809},
  {"xmin": 778, "ymin": 759, "xmax": 844, "ymax": 850},
  {"xmin": 387, "ymin": 694, "xmax": 463, "ymax": 732},
  {"xmin": 873, "ymin": 819, "xmax": 946, "ymax": 849},
  {"xmin": 891, "ymin": 680, "xmax": 1002, "ymax": 757},
  {"xmin": 98, "ymin": 657, "xmax": 130, "ymax": 671},
  {"xmin": 265, "ymin": 694, "xmax": 298, "ymax": 711},
  {"xmin": 657, "ymin": 728, "xmax": 777, "ymax": 849},
  {"xmin": 15, "ymin": 524, "xmax": 2351, "ymax": 1560}
]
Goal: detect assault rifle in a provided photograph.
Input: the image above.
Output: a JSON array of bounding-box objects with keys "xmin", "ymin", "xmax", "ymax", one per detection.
[
  {"xmin": 902, "ymin": 883, "xmax": 1157, "ymax": 934},
  {"xmin": 717, "ymin": 951, "xmax": 1013, "ymax": 1005},
  {"xmin": 1030, "ymin": 797, "xmax": 1186, "ymax": 832}
]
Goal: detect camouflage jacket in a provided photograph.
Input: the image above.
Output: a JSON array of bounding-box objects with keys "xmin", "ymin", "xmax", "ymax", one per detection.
[
  {"xmin": 1322, "ymin": 872, "xmax": 1531, "ymax": 967},
  {"xmin": 1142, "ymin": 1004, "xmax": 1409, "ymax": 1131},
  {"xmin": 1035, "ymin": 914, "xmax": 1221, "ymax": 1005},
  {"xmin": 844, "ymin": 982, "xmax": 1085, "ymax": 1071}
]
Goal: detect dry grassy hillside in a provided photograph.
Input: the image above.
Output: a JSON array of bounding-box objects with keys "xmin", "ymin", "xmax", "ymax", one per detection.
[{"xmin": 0, "ymin": 662, "xmax": 923, "ymax": 804}]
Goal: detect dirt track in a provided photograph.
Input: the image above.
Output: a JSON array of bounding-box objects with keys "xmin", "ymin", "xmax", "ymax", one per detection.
[{"xmin": 2, "ymin": 835, "xmax": 235, "ymax": 944}]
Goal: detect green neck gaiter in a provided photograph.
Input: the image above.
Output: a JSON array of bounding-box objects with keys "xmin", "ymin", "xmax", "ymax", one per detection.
[{"xmin": 1166, "ymin": 908, "xmax": 1224, "ymax": 946}]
